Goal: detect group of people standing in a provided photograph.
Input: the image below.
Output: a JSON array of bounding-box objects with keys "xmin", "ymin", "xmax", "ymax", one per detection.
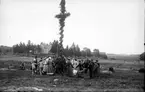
[
  {"xmin": 31, "ymin": 56, "xmax": 54, "ymax": 75},
  {"xmin": 31, "ymin": 55, "xmax": 101, "ymax": 78}
]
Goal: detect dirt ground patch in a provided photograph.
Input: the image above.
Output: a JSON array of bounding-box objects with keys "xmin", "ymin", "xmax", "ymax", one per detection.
[{"xmin": 0, "ymin": 58, "xmax": 144, "ymax": 92}]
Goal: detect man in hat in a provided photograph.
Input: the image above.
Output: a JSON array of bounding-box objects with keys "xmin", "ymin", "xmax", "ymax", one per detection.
[
  {"xmin": 53, "ymin": 56, "xmax": 63, "ymax": 75},
  {"xmin": 88, "ymin": 59, "xmax": 94, "ymax": 78}
]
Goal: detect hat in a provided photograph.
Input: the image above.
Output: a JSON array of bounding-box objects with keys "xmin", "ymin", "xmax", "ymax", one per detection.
[
  {"xmin": 49, "ymin": 57, "xmax": 51, "ymax": 59},
  {"xmin": 46, "ymin": 58, "xmax": 49, "ymax": 61}
]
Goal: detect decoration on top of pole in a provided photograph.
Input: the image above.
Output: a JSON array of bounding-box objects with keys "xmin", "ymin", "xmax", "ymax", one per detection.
[{"xmin": 55, "ymin": 0, "xmax": 70, "ymax": 56}]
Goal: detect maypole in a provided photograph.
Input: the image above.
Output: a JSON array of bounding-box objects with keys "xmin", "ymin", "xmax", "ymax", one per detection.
[{"xmin": 55, "ymin": 0, "xmax": 70, "ymax": 56}]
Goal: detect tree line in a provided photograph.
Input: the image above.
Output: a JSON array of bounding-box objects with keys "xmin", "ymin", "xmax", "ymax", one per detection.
[{"xmin": 0, "ymin": 40, "xmax": 108, "ymax": 59}]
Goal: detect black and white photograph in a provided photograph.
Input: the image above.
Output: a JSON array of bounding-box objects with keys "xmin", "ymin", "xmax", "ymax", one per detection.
[{"xmin": 0, "ymin": 0, "xmax": 144, "ymax": 91}]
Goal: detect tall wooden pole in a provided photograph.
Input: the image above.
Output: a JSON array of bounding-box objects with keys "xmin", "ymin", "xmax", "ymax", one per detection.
[{"xmin": 55, "ymin": 0, "xmax": 70, "ymax": 56}]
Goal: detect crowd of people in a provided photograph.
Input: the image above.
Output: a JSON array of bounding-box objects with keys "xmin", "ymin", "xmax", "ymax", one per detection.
[{"xmin": 21, "ymin": 55, "xmax": 101, "ymax": 78}]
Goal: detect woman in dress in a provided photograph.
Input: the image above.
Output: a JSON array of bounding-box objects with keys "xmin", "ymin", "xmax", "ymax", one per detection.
[
  {"xmin": 31, "ymin": 56, "xmax": 38, "ymax": 75},
  {"xmin": 93, "ymin": 60, "xmax": 100, "ymax": 77},
  {"xmin": 73, "ymin": 59, "xmax": 79, "ymax": 69},
  {"xmin": 43, "ymin": 58, "xmax": 49, "ymax": 75},
  {"xmin": 47, "ymin": 57, "xmax": 54, "ymax": 73},
  {"xmin": 39, "ymin": 58, "xmax": 44, "ymax": 75},
  {"xmin": 66, "ymin": 58, "xmax": 73, "ymax": 77}
]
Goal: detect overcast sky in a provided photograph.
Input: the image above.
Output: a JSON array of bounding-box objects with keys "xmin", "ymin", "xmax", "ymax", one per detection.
[{"xmin": 0, "ymin": 0, "xmax": 144, "ymax": 54}]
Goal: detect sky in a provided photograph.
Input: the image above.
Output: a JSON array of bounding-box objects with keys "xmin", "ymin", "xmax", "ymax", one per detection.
[{"xmin": 0, "ymin": 0, "xmax": 144, "ymax": 54}]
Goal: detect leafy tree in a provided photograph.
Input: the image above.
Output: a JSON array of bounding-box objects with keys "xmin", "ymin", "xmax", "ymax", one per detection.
[
  {"xmin": 75, "ymin": 45, "xmax": 81, "ymax": 56},
  {"xmin": 99, "ymin": 52, "xmax": 108, "ymax": 59},
  {"xmin": 82, "ymin": 47, "xmax": 92, "ymax": 57},
  {"xmin": 64, "ymin": 45, "xmax": 69, "ymax": 57},
  {"xmin": 50, "ymin": 40, "xmax": 59, "ymax": 54},
  {"xmin": 70, "ymin": 42, "xmax": 75, "ymax": 56},
  {"xmin": 93, "ymin": 49, "xmax": 99, "ymax": 57}
]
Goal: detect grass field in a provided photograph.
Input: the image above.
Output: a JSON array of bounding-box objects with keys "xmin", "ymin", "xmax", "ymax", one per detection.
[{"xmin": 0, "ymin": 55, "xmax": 144, "ymax": 92}]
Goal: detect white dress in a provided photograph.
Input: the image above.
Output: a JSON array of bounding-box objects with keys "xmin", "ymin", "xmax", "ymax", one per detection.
[
  {"xmin": 31, "ymin": 59, "xmax": 37, "ymax": 69},
  {"xmin": 39, "ymin": 61, "xmax": 44, "ymax": 68},
  {"xmin": 71, "ymin": 59, "xmax": 74, "ymax": 65},
  {"xmin": 43, "ymin": 59, "xmax": 49, "ymax": 72},
  {"xmin": 73, "ymin": 60, "xmax": 79, "ymax": 69}
]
